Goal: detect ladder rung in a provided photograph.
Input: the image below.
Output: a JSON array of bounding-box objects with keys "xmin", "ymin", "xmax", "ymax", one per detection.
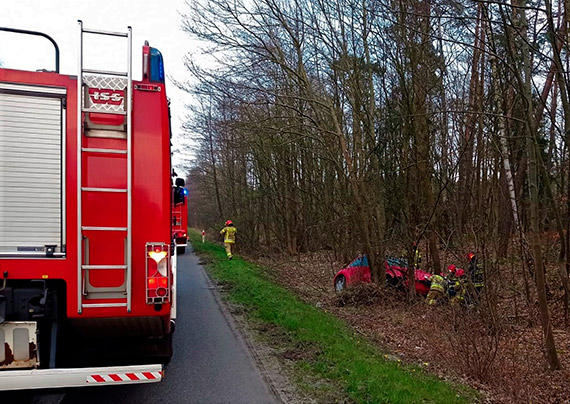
[
  {"xmin": 82, "ymin": 108, "xmax": 127, "ymax": 116},
  {"xmin": 82, "ymin": 68, "xmax": 128, "ymax": 77},
  {"xmin": 82, "ymin": 303, "xmax": 127, "ymax": 308},
  {"xmin": 82, "ymin": 265, "xmax": 128, "ymax": 270},
  {"xmin": 82, "ymin": 187, "xmax": 127, "ymax": 193},
  {"xmin": 82, "ymin": 27, "xmax": 128, "ymax": 37},
  {"xmin": 82, "ymin": 226, "xmax": 128, "ymax": 231},
  {"xmin": 82, "ymin": 148, "xmax": 127, "ymax": 154}
]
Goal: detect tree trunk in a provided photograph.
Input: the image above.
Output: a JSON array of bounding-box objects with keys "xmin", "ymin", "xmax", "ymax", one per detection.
[{"xmin": 502, "ymin": 1, "xmax": 562, "ymax": 369}]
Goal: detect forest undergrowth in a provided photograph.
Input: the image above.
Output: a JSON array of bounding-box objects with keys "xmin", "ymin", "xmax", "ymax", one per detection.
[{"xmin": 256, "ymin": 249, "xmax": 570, "ymax": 404}]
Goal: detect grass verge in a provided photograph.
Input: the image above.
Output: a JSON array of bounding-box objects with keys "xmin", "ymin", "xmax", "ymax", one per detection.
[{"xmin": 189, "ymin": 230, "xmax": 478, "ymax": 404}]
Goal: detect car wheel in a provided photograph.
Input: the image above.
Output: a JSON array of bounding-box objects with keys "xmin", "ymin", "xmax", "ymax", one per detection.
[{"xmin": 335, "ymin": 276, "xmax": 346, "ymax": 292}]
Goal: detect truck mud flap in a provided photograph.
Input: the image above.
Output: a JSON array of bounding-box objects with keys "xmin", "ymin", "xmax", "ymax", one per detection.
[{"xmin": 0, "ymin": 364, "xmax": 163, "ymax": 391}]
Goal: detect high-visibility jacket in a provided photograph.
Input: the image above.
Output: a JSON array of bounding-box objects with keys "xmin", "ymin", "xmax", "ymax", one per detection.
[
  {"xmin": 449, "ymin": 275, "xmax": 465, "ymax": 299},
  {"xmin": 413, "ymin": 248, "xmax": 421, "ymax": 268},
  {"xmin": 220, "ymin": 226, "xmax": 237, "ymax": 243},
  {"xmin": 429, "ymin": 274, "xmax": 446, "ymax": 293}
]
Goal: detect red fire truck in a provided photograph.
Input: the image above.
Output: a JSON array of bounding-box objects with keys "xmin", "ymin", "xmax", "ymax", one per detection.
[
  {"xmin": 0, "ymin": 22, "xmax": 177, "ymax": 390},
  {"xmin": 172, "ymin": 176, "xmax": 188, "ymax": 255}
]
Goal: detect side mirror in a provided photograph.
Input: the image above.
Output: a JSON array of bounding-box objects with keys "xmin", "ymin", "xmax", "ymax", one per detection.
[{"xmin": 175, "ymin": 178, "xmax": 185, "ymax": 187}]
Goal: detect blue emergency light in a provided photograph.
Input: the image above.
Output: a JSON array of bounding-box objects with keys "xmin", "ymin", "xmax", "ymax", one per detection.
[
  {"xmin": 183, "ymin": 188, "xmax": 188, "ymax": 195},
  {"xmin": 150, "ymin": 47, "xmax": 165, "ymax": 83}
]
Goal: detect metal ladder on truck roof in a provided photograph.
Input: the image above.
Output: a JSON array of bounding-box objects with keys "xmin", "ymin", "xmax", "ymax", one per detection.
[{"xmin": 77, "ymin": 20, "xmax": 132, "ymax": 313}]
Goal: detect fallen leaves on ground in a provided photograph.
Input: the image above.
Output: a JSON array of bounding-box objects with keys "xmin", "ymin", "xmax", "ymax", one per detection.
[{"xmin": 257, "ymin": 251, "xmax": 570, "ymax": 404}]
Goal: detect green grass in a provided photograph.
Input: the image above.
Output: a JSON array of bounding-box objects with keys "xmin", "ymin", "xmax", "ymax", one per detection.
[{"xmin": 189, "ymin": 230, "xmax": 477, "ymax": 404}]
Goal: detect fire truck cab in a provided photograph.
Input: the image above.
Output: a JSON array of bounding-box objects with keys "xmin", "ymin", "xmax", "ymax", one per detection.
[{"xmin": 0, "ymin": 22, "xmax": 177, "ymax": 390}]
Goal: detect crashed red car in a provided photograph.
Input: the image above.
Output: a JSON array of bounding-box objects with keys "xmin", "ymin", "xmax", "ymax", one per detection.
[{"xmin": 333, "ymin": 255, "xmax": 432, "ymax": 295}]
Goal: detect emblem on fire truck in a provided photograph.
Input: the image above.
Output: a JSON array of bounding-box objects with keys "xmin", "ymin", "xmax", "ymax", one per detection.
[{"xmin": 88, "ymin": 88, "xmax": 124, "ymax": 106}]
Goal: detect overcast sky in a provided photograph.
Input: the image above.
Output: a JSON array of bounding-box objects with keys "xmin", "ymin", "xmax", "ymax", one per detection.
[{"xmin": 1, "ymin": 0, "xmax": 196, "ymax": 175}]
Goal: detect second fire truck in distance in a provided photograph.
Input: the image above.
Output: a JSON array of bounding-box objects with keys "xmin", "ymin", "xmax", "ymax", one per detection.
[{"xmin": 172, "ymin": 176, "xmax": 188, "ymax": 255}]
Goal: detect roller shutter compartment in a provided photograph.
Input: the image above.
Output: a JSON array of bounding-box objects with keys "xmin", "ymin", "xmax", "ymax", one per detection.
[{"xmin": 0, "ymin": 83, "xmax": 66, "ymax": 257}]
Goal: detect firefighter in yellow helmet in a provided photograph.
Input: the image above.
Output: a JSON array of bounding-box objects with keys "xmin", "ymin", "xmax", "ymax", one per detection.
[{"xmin": 220, "ymin": 220, "xmax": 237, "ymax": 260}]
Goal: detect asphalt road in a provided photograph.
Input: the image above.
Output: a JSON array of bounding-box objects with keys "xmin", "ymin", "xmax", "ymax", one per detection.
[{"xmin": 1, "ymin": 247, "xmax": 277, "ymax": 404}]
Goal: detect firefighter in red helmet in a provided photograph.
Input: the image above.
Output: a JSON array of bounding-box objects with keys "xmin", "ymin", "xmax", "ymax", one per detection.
[
  {"xmin": 466, "ymin": 252, "xmax": 484, "ymax": 303},
  {"xmin": 220, "ymin": 220, "xmax": 237, "ymax": 260},
  {"xmin": 449, "ymin": 266, "xmax": 467, "ymax": 306}
]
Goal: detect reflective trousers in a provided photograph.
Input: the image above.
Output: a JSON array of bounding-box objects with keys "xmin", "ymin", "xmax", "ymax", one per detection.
[
  {"xmin": 450, "ymin": 295, "xmax": 465, "ymax": 306},
  {"xmin": 426, "ymin": 289, "xmax": 445, "ymax": 305},
  {"xmin": 224, "ymin": 242, "xmax": 234, "ymax": 258}
]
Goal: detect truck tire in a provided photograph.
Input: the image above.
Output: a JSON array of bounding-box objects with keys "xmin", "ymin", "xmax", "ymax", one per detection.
[
  {"xmin": 177, "ymin": 246, "xmax": 186, "ymax": 255},
  {"xmin": 147, "ymin": 333, "xmax": 173, "ymax": 365}
]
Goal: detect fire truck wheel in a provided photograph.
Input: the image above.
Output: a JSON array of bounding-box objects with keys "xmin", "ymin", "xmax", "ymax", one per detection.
[
  {"xmin": 177, "ymin": 246, "xmax": 186, "ymax": 255},
  {"xmin": 148, "ymin": 333, "xmax": 173, "ymax": 365}
]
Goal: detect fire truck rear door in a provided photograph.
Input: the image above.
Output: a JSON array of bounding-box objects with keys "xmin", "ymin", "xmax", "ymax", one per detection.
[{"xmin": 0, "ymin": 83, "xmax": 66, "ymax": 257}]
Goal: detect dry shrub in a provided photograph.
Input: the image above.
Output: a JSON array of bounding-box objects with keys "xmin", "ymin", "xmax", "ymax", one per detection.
[
  {"xmin": 440, "ymin": 309, "xmax": 501, "ymax": 382},
  {"xmin": 419, "ymin": 306, "xmax": 560, "ymax": 403},
  {"xmin": 414, "ymin": 306, "xmax": 500, "ymax": 383},
  {"xmin": 336, "ymin": 283, "xmax": 404, "ymax": 307}
]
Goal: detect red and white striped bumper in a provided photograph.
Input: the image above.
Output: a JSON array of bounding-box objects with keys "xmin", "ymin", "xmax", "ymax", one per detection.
[
  {"xmin": 87, "ymin": 370, "xmax": 162, "ymax": 384},
  {"xmin": 0, "ymin": 364, "xmax": 164, "ymax": 391}
]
